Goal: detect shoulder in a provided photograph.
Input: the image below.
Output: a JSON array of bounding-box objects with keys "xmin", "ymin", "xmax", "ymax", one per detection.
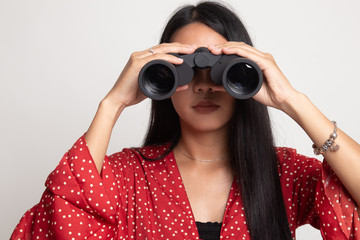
[
  {"xmin": 107, "ymin": 143, "xmax": 173, "ymax": 167},
  {"xmin": 105, "ymin": 144, "xmax": 177, "ymax": 181},
  {"xmin": 134, "ymin": 144, "xmax": 173, "ymax": 159}
]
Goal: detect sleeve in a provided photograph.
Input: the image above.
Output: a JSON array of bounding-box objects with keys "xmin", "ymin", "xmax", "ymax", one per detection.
[
  {"xmin": 277, "ymin": 147, "xmax": 360, "ymax": 240},
  {"xmin": 316, "ymin": 160, "xmax": 360, "ymax": 239},
  {"xmin": 10, "ymin": 135, "xmax": 127, "ymax": 240}
]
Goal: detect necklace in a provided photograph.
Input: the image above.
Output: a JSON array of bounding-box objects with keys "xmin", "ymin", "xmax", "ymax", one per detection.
[{"xmin": 177, "ymin": 145, "xmax": 228, "ymax": 162}]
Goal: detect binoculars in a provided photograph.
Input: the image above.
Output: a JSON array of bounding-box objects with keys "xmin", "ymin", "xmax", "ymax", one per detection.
[{"xmin": 138, "ymin": 47, "xmax": 263, "ymax": 100}]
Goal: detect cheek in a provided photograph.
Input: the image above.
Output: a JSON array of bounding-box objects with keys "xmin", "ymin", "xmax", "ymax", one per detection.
[
  {"xmin": 223, "ymin": 99, "xmax": 236, "ymax": 120},
  {"xmin": 170, "ymin": 92, "xmax": 189, "ymax": 115},
  {"xmin": 218, "ymin": 95, "xmax": 236, "ymax": 124}
]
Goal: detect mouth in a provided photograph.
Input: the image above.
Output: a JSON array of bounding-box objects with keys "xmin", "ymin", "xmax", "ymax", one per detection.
[{"xmin": 192, "ymin": 100, "xmax": 220, "ymax": 114}]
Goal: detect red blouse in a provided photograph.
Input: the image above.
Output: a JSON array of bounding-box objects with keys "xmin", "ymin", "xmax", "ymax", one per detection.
[{"xmin": 11, "ymin": 135, "xmax": 360, "ymax": 239}]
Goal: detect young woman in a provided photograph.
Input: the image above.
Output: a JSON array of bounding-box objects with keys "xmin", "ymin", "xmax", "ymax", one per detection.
[{"xmin": 11, "ymin": 2, "xmax": 360, "ymax": 240}]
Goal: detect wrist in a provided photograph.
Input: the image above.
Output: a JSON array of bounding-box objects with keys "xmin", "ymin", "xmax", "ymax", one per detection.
[
  {"xmin": 280, "ymin": 92, "xmax": 311, "ymax": 122},
  {"xmin": 99, "ymin": 96, "xmax": 127, "ymax": 125}
]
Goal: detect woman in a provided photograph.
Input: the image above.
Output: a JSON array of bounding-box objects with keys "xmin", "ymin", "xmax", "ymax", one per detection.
[{"xmin": 11, "ymin": 2, "xmax": 360, "ymax": 240}]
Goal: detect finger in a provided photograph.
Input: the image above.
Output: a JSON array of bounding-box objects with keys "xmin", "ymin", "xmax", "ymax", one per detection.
[
  {"xmin": 145, "ymin": 42, "xmax": 197, "ymax": 56},
  {"xmin": 131, "ymin": 43, "xmax": 197, "ymax": 66},
  {"xmin": 229, "ymin": 42, "xmax": 266, "ymax": 56},
  {"xmin": 222, "ymin": 46, "xmax": 265, "ymax": 59},
  {"xmin": 207, "ymin": 45, "xmax": 224, "ymax": 55},
  {"xmin": 216, "ymin": 45, "xmax": 272, "ymax": 70},
  {"xmin": 144, "ymin": 53, "xmax": 185, "ymax": 65},
  {"xmin": 209, "ymin": 42, "xmax": 266, "ymax": 57}
]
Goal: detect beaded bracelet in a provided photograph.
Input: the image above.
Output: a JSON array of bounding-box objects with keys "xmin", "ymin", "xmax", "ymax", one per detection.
[{"xmin": 312, "ymin": 121, "xmax": 340, "ymax": 155}]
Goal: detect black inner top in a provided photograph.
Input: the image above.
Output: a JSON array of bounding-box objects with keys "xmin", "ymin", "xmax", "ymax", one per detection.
[{"xmin": 196, "ymin": 221, "xmax": 222, "ymax": 240}]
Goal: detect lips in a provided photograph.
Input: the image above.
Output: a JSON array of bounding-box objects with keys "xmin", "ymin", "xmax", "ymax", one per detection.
[{"xmin": 192, "ymin": 100, "xmax": 220, "ymax": 114}]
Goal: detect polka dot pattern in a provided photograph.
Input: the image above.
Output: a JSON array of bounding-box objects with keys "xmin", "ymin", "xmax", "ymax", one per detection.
[
  {"xmin": 276, "ymin": 148, "xmax": 360, "ymax": 239},
  {"xmin": 10, "ymin": 136, "xmax": 360, "ymax": 239}
]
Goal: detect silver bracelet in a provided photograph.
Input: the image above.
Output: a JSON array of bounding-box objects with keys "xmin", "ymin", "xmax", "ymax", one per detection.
[{"xmin": 312, "ymin": 121, "xmax": 340, "ymax": 155}]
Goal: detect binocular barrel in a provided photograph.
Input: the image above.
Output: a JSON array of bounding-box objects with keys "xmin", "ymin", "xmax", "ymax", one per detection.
[{"xmin": 138, "ymin": 47, "xmax": 263, "ymax": 100}]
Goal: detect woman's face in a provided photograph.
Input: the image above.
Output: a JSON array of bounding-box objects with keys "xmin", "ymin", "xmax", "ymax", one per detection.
[{"xmin": 170, "ymin": 22, "xmax": 235, "ymax": 134}]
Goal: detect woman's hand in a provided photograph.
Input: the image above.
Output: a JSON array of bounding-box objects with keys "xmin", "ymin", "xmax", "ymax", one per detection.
[
  {"xmin": 105, "ymin": 43, "xmax": 197, "ymax": 108},
  {"xmin": 86, "ymin": 43, "xmax": 197, "ymax": 173},
  {"xmin": 209, "ymin": 43, "xmax": 360, "ymax": 208},
  {"xmin": 208, "ymin": 42, "xmax": 300, "ymax": 113}
]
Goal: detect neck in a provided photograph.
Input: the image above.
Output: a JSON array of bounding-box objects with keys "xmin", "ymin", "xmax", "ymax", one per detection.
[{"xmin": 176, "ymin": 125, "xmax": 230, "ymax": 166}]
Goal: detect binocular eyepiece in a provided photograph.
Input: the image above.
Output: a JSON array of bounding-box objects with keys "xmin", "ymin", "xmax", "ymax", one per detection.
[{"xmin": 138, "ymin": 47, "xmax": 262, "ymax": 100}]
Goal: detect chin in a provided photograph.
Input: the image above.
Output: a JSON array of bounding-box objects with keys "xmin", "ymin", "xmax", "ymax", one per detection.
[{"xmin": 182, "ymin": 119, "xmax": 231, "ymax": 133}]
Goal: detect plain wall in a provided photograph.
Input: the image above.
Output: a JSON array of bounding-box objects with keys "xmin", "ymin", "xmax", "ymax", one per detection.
[{"xmin": 1, "ymin": 0, "xmax": 359, "ymax": 239}]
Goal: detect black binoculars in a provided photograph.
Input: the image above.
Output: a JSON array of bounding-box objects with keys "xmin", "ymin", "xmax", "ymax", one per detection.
[{"xmin": 138, "ymin": 47, "xmax": 263, "ymax": 100}]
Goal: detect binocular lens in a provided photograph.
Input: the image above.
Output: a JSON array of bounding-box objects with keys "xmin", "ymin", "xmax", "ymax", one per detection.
[
  {"xmin": 142, "ymin": 64, "xmax": 175, "ymax": 95},
  {"xmin": 225, "ymin": 62, "xmax": 259, "ymax": 97},
  {"xmin": 138, "ymin": 49, "xmax": 263, "ymax": 100}
]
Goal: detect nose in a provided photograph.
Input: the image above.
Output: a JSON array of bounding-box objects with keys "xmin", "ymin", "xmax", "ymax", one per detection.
[{"xmin": 192, "ymin": 69, "xmax": 223, "ymax": 93}]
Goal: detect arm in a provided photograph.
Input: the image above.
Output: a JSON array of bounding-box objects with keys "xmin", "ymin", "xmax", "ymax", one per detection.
[
  {"xmin": 284, "ymin": 93, "xmax": 360, "ymax": 206},
  {"xmin": 85, "ymin": 97, "xmax": 126, "ymax": 174},
  {"xmin": 208, "ymin": 42, "xmax": 360, "ymax": 207},
  {"xmin": 85, "ymin": 43, "xmax": 197, "ymax": 173}
]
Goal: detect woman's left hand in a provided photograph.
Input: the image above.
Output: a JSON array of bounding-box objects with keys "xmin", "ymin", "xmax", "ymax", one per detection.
[
  {"xmin": 208, "ymin": 42, "xmax": 300, "ymax": 112},
  {"xmin": 209, "ymin": 43, "xmax": 360, "ymax": 209}
]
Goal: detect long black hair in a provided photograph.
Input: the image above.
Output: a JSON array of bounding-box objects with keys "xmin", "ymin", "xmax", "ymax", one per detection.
[{"xmin": 143, "ymin": 2, "xmax": 292, "ymax": 239}]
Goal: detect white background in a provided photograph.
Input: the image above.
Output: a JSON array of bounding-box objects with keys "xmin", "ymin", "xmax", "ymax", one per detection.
[{"xmin": 1, "ymin": 0, "xmax": 359, "ymax": 239}]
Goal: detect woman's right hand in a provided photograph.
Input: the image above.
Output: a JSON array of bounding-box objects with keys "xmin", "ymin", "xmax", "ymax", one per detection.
[
  {"xmin": 104, "ymin": 43, "xmax": 198, "ymax": 108},
  {"xmin": 86, "ymin": 43, "xmax": 197, "ymax": 174}
]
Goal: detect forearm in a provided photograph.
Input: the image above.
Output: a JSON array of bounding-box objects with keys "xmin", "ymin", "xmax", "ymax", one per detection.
[
  {"xmin": 85, "ymin": 97, "xmax": 126, "ymax": 174},
  {"xmin": 84, "ymin": 44, "xmax": 195, "ymax": 174},
  {"xmin": 283, "ymin": 93, "xmax": 360, "ymax": 206}
]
